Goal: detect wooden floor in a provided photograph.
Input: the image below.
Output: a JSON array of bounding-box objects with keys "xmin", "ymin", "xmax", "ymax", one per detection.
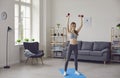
[{"xmin": 0, "ymin": 58, "xmax": 120, "ymax": 78}]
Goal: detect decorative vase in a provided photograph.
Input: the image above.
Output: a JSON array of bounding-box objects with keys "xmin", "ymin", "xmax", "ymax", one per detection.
[
  {"xmin": 61, "ymin": 33, "xmax": 63, "ymax": 36},
  {"xmin": 54, "ymin": 33, "xmax": 56, "ymax": 36}
]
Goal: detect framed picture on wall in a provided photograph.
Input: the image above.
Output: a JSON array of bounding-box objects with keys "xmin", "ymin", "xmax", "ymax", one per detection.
[{"xmin": 84, "ymin": 17, "xmax": 92, "ymax": 27}]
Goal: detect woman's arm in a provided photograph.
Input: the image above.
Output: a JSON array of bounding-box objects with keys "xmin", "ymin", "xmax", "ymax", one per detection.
[
  {"xmin": 77, "ymin": 15, "xmax": 83, "ymax": 33},
  {"xmin": 67, "ymin": 16, "xmax": 70, "ymax": 33},
  {"xmin": 66, "ymin": 13, "xmax": 70, "ymax": 33}
]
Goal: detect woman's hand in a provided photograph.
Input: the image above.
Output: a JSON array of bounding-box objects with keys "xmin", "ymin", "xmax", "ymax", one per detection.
[
  {"xmin": 78, "ymin": 14, "xmax": 84, "ymax": 18},
  {"xmin": 77, "ymin": 14, "xmax": 84, "ymax": 33},
  {"xmin": 66, "ymin": 13, "xmax": 70, "ymax": 18},
  {"xmin": 78, "ymin": 14, "xmax": 84, "ymax": 23}
]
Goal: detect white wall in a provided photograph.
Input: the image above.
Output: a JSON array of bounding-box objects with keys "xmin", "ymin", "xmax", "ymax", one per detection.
[
  {"xmin": 0, "ymin": 0, "xmax": 52, "ymax": 64},
  {"xmin": 0, "ymin": 0, "xmax": 20, "ymax": 67},
  {"xmin": 0, "ymin": 0, "xmax": 120, "ymax": 63},
  {"xmin": 51, "ymin": 0, "xmax": 120, "ymax": 41},
  {"xmin": 32, "ymin": 0, "xmax": 40, "ymax": 42},
  {"xmin": 39, "ymin": 0, "xmax": 52, "ymax": 57}
]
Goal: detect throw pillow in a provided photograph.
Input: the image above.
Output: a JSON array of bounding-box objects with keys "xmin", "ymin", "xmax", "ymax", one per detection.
[
  {"xmin": 24, "ymin": 49, "xmax": 35, "ymax": 57},
  {"xmin": 81, "ymin": 41, "xmax": 93, "ymax": 50}
]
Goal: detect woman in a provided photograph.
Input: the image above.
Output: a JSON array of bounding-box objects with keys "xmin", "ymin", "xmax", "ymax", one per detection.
[{"xmin": 64, "ymin": 14, "xmax": 83, "ymax": 76}]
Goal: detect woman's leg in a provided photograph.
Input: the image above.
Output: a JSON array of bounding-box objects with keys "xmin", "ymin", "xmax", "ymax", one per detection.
[
  {"xmin": 73, "ymin": 45, "xmax": 80, "ymax": 75},
  {"xmin": 64, "ymin": 45, "xmax": 73, "ymax": 71},
  {"xmin": 73, "ymin": 45, "xmax": 78, "ymax": 71}
]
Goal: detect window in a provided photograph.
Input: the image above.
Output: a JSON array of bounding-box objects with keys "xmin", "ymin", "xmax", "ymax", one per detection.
[{"xmin": 14, "ymin": 0, "xmax": 32, "ymax": 44}]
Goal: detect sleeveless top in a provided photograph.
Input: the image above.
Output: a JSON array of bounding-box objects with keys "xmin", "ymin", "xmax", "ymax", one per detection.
[{"xmin": 69, "ymin": 33, "xmax": 77, "ymax": 39}]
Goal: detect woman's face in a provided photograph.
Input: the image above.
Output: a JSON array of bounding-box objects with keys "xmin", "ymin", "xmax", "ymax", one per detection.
[{"xmin": 70, "ymin": 23, "xmax": 76, "ymax": 30}]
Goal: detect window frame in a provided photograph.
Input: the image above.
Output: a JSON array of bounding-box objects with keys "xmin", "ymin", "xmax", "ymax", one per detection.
[{"xmin": 15, "ymin": 0, "xmax": 33, "ymax": 44}]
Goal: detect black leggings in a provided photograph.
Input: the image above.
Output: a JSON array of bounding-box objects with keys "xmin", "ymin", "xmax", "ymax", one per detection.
[{"xmin": 64, "ymin": 44, "xmax": 78, "ymax": 71}]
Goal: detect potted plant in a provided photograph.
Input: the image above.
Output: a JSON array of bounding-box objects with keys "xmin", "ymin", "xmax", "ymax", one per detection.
[
  {"xmin": 116, "ymin": 24, "xmax": 120, "ymax": 29},
  {"xmin": 31, "ymin": 38, "xmax": 35, "ymax": 42},
  {"xmin": 17, "ymin": 39, "xmax": 21, "ymax": 43},
  {"xmin": 24, "ymin": 38, "xmax": 29, "ymax": 42},
  {"xmin": 57, "ymin": 24, "xmax": 60, "ymax": 28}
]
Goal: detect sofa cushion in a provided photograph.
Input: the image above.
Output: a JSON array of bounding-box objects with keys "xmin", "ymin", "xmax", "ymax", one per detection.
[
  {"xmin": 102, "ymin": 48, "xmax": 109, "ymax": 52},
  {"xmin": 81, "ymin": 41, "xmax": 93, "ymax": 50},
  {"xmin": 78, "ymin": 50, "xmax": 90, "ymax": 55},
  {"xmin": 93, "ymin": 42, "xmax": 111, "ymax": 51},
  {"xmin": 90, "ymin": 51, "xmax": 104, "ymax": 56}
]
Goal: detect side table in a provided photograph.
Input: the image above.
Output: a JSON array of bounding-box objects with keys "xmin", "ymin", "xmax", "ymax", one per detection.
[{"xmin": 111, "ymin": 52, "xmax": 120, "ymax": 62}]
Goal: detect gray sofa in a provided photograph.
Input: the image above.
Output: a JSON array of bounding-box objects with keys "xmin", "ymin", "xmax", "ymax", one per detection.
[{"xmin": 63, "ymin": 41, "xmax": 111, "ymax": 64}]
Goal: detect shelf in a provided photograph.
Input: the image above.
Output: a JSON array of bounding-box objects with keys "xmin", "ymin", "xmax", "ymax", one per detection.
[
  {"xmin": 53, "ymin": 56, "xmax": 63, "ymax": 58},
  {"xmin": 51, "ymin": 49, "xmax": 63, "ymax": 52},
  {"xmin": 51, "ymin": 36, "xmax": 66, "ymax": 37},
  {"xmin": 111, "ymin": 52, "xmax": 120, "ymax": 63},
  {"xmin": 53, "ymin": 51, "xmax": 64, "ymax": 58},
  {"xmin": 50, "ymin": 26, "xmax": 67, "ymax": 58},
  {"xmin": 112, "ymin": 52, "xmax": 120, "ymax": 55},
  {"xmin": 111, "ymin": 60, "xmax": 120, "ymax": 62},
  {"xmin": 111, "ymin": 27, "xmax": 120, "ymax": 62},
  {"xmin": 112, "ymin": 46, "xmax": 120, "ymax": 48},
  {"xmin": 51, "ymin": 42, "xmax": 64, "ymax": 44}
]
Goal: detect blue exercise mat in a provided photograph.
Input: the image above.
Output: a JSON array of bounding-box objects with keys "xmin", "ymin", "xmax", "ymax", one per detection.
[{"xmin": 59, "ymin": 68, "xmax": 86, "ymax": 78}]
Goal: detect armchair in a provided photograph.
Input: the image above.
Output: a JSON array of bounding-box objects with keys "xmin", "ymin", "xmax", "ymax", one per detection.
[{"xmin": 23, "ymin": 42, "xmax": 44, "ymax": 64}]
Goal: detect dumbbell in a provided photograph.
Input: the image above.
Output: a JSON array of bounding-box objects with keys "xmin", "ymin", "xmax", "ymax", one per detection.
[
  {"xmin": 66, "ymin": 13, "xmax": 70, "ymax": 17},
  {"xmin": 78, "ymin": 14, "xmax": 84, "ymax": 17}
]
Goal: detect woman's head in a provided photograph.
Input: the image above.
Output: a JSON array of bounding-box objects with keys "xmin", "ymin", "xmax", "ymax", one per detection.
[
  {"xmin": 70, "ymin": 22, "xmax": 78, "ymax": 35},
  {"xmin": 70, "ymin": 22, "xmax": 76, "ymax": 30}
]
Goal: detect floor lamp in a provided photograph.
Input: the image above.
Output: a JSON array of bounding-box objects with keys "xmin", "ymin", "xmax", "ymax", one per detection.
[{"xmin": 4, "ymin": 26, "xmax": 12, "ymax": 69}]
